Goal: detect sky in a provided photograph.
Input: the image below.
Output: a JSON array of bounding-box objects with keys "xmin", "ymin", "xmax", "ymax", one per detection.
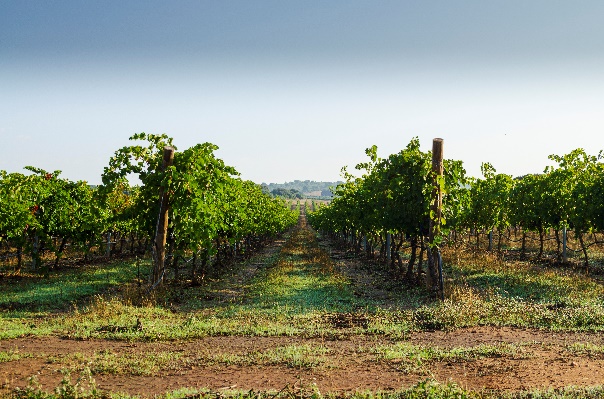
[{"xmin": 2, "ymin": 1, "xmax": 604, "ymax": 185}]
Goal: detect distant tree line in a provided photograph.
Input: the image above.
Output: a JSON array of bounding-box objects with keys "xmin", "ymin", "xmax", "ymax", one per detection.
[
  {"xmin": 270, "ymin": 188, "xmax": 304, "ymax": 199},
  {"xmin": 263, "ymin": 180, "xmax": 342, "ymax": 198}
]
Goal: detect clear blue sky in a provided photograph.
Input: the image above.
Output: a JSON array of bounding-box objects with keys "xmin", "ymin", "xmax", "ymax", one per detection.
[{"xmin": 2, "ymin": 1, "xmax": 604, "ymax": 184}]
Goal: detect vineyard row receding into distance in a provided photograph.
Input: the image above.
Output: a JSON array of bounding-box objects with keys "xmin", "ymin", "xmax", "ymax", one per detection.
[
  {"xmin": 2, "ymin": 134, "xmax": 604, "ymax": 294},
  {"xmin": 0, "ymin": 133, "xmax": 299, "ymax": 285},
  {"xmin": 309, "ymin": 137, "xmax": 604, "ymax": 287},
  {"xmin": 4, "ymin": 134, "xmax": 604, "ymax": 397}
]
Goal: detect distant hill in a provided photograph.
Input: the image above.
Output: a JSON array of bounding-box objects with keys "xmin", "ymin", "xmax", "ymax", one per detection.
[{"xmin": 263, "ymin": 180, "xmax": 342, "ymax": 198}]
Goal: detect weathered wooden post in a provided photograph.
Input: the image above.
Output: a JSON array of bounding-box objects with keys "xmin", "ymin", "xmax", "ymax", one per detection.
[
  {"xmin": 32, "ymin": 234, "xmax": 39, "ymax": 270},
  {"xmin": 562, "ymin": 225, "xmax": 568, "ymax": 263},
  {"xmin": 488, "ymin": 230, "xmax": 493, "ymax": 251},
  {"xmin": 106, "ymin": 231, "xmax": 112, "ymax": 257},
  {"xmin": 386, "ymin": 232, "xmax": 391, "ymax": 263},
  {"xmin": 151, "ymin": 146, "xmax": 175, "ymax": 289},
  {"xmin": 427, "ymin": 138, "xmax": 444, "ymax": 299}
]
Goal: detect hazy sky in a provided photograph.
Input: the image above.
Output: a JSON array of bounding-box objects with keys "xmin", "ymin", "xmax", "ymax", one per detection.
[{"xmin": 2, "ymin": 1, "xmax": 604, "ymax": 184}]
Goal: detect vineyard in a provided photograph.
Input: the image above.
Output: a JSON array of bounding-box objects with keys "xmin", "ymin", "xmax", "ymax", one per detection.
[
  {"xmin": 2, "ymin": 136, "xmax": 604, "ymax": 398},
  {"xmin": 309, "ymin": 138, "xmax": 604, "ymax": 292},
  {"xmin": 0, "ymin": 133, "xmax": 298, "ymax": 283}
]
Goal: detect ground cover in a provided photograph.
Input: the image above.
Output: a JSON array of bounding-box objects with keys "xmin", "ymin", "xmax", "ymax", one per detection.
[{"xmin": 2, "ymin": 213, "xmax": 604, "ymax": 398}]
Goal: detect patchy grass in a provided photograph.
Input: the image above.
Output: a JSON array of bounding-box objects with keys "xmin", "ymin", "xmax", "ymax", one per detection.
[
  {"xmin": 367, "ymin": 341, "xmax": 528, "ymax": 374},
  {"xmin": 0, "ymin": 348, "xmax": 33, "ymax": 363},
  {"xmin": 208, "ymin": 344, "xmax": 331, "ymax": 370},
  {"xmin": 566, "ymin": 342, "xmax": 604, "ymax": 358},
  {"xmin": 43, "ymin": 343, "xmax": 331, "ymax": 378},
  {"xmin": 46, "ymin": 349, "xmax": 184, "ymax": 376},
  {"xmin": 0, "ymin": 259, "xmax": 150, "ymax": 313},
  {"xmin": 250, "ymin": 344, "xmax": 331, "ymax": 369},
  {"xmin": 6, "ymin": 220, "xmax": 604, "ymax": 397},
  {"xmin": 5, "ymin": 223, "xmax": 604, "ymax": 344},
  {"xmin": 8, "ymin": 377, "xmax": 604, "ymax": 399}
]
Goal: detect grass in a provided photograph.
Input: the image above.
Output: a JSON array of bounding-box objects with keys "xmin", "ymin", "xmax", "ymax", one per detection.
[
  {"xmin": 0, "ymin": 258, "xmax": 150, "ymax": 340},
  {"xmin": 566, "ymin": 342, "xmax": 604, "ymax": 358},
  {"xmin": 46, "ymin": 349, "xmax": 185, "ymax": 376},
  {"xmin": 208, "ymin": 344, "xmax": 331, "ymax": 369},
  {"xmin": 444, "ymin": 249, "xmax": 604, "ymax": 305},
  {"xmin": 0, "ymin": 349, "xmax": 32, "ymax": 363},
  {"xmin": 0, "ymin": 259, "xmax": 150, "ymax": 312},
  {"xmin": 6, "ymin": 227, "xmax": 395, "ymax": 341},
  {"xmin": 4, "ymin": 224, "xmax": 604, "ymax": 343},
  {"xmin": 421, "ymin": 247, "xmax": 604, "ymax": 331},
  {"xmin": 368, "ymin": 342, "xmax": 528, "ymax": 374},
  {"xmin": 242, "ymin": 227, "xmax": 367, "ymax": 315},
  {"xmin": 41, "ymin": 343, "xmax": 331, "ymax": 379}
]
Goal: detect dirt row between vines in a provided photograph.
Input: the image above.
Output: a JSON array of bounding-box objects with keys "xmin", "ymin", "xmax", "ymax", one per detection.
[{"xmin": 2, "ymin": 214, "xmax": 604, "ymax": 397}]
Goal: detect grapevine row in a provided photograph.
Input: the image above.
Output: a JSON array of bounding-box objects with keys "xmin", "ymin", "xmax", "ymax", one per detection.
[
  {"xmin": 0, "ymin": 133, "xmax": 298, "ymax": 280},
  {"xmin": 308, "ymin": 138, "xmax": 604, "ymax": 283}
]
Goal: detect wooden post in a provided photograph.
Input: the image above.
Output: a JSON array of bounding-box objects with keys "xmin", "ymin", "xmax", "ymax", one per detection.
[
  {"xmin": 32, "ymin": 234, "xmax": 39, "ymax": 270},
  {"xmin": 386, "ymin": 233, "xmax": 391, "ymax": 263},
  {"xmin": 488, "ymin": 230, "xmax": 493, "ymax": 251},
  {"xmin": 106, "ymin": 231, "xmax": 112, "ymax": 257},
  {"xmin": 562, "ymin": 225, "xmax": 568, "ymax": 263},
  {"xmin": 427, "ymin": 138, "xmax": 444, "ymax": 298},
  {"xmin": 151, "ymin": 146, "xmax": 175, "ymax": 288}
]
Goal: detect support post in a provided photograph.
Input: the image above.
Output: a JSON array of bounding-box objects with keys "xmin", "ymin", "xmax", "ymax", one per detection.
[
  {"xmin": 386, "ymin": 233, "xmax": 391, "ymax": 262},
  {"xmin": 151, "ymin": 146, "xmax": 175, "ymax": 289},
  {"xmin": 32, "ymin": 234, "xmax": 39, "ymax": 270},
  {"xmin": 106, "ymin": 231, "xmax": 112, "ymax": 257},
  {"xmin": 562, "ymin": 225, "xmax": 568, "ymax": 263},
  {"xmin": 488, "ymin": 230, "xmax": 493, "ymax": 251},
  {"xmin": 427, "ymin": 138, "xmax": 444, "ymax": 298}
]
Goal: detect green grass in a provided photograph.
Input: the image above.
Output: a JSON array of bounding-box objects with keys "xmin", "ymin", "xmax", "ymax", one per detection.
[
  {"xmin": 0, "ymin": 259, "xmax": 150, "ymax": 313},
  {"xmin": 46, "ymin": 349, "xmax": 184, "ymax": 376},
  {"xmin": 0, "ymin": 259, "xmax": 151, "ymax": 340},
  {"xmin": 0, "ymin": 348, "xmax": 33, "ymax": 363},
  {"xmin": 207, "ymin": 343, "xmax": 331, "ymax": 369},
  {"xmin": 5, "ymin": 226, "xmax": 604, "ymax": 343},
  {"xmin": 368, "ymin": 342, "xmax": 528, "ymax": 374},
  {"xmin": 566, "ymin": 342, "xmax": 604, "ymax": 358},
  {"xmin": 21, "ymin": 227, "xmax": 404, "ymax": 341}
]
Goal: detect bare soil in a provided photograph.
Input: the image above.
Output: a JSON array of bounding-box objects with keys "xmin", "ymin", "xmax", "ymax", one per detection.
[{"xmin": 3, "ymin": 329, "xmax": 604, "ymax": 396}]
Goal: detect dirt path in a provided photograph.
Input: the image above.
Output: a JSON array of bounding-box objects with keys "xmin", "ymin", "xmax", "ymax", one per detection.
[
  {"xmin": 3, "ymin": 329, "xmax": 604, "ymax": 396},
  {"xmin": 2, "ymin": 211, "xmax": 604, "ymax": 397}
]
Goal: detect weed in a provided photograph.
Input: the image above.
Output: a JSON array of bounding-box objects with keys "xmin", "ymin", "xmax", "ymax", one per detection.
[
  {"xmin": 0, "ymin": 349, "xmax": 32, "ymax": 363},
  {"xmin": 368, "ymin": 342, "xmax": 526, "ymax": 374},
  {"xmin": 45, "ymin": 349, "xmax": 185, "ymax": 377},
  {"xmin": 10, "ymin": 368, "xmax": 105, "ymax": 398},
  {"xmin": 566, "ymin": 342, "xmax": 604, "ymax": 358}
]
